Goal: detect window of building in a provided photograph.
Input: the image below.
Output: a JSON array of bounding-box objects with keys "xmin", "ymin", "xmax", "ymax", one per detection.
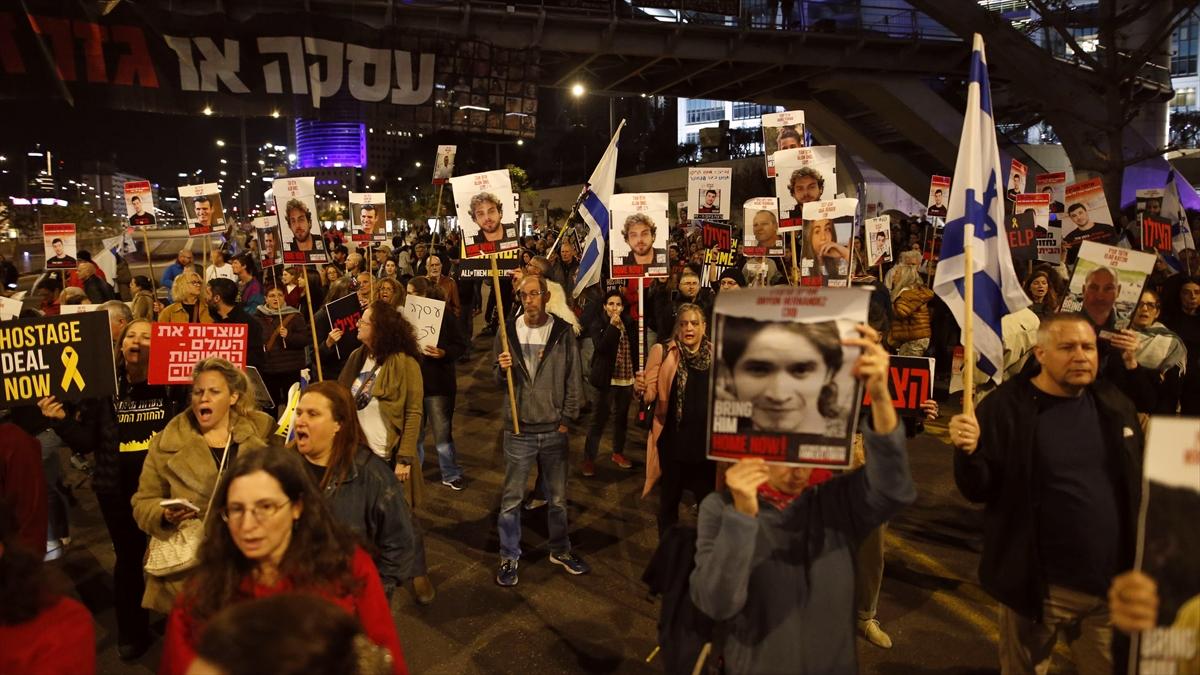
[
  {"xmin": 685, "ymin": 99, "xmax": 725, "ymax": 125},
  {"xmin": 732, "ymin": 102, "xmax": 775, "ymax": 120},
  {"xmin": 1172, "ymin": 14, "xmax": 1199, "ymax": 76},
  {"xmin": 684, "ymin": 132, "xmax": 700, "ymax": 146},
  {"xmin": 1172, "ymin": 87, "xmax": 1196, "ymax": 112}
]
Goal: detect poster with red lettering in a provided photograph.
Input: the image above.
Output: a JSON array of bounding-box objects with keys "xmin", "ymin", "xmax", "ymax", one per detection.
[
  {"xmin": 148, "ymin": 323, "xmax": 248, "ymax": 385},
  {"xmin": 708, "ymin": 285, "xmax": 869, "ymax": 468},
  {"xmin": 862, "ymin": 356, "xmax": 934, "ymax": 418},
  {"xmin": 325, "ymin": 293, "xmax": 364, "ymax": 360}
]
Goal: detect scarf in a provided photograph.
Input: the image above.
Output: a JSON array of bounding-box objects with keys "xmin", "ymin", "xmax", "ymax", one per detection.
[
  {"xmin": 756, "ymin": 470, "xmax": 835, "ymax": 511},
  {"xmin": 612, "ymin": 328, "xmax": 634, "ymax": 384},
  {"xmin": 672, "ymin": 337, "xmax": 711, "ymax": 430},
  {"xmin": 1136, "ymin": 322, "xmax": 1188, "ymax": 375}
]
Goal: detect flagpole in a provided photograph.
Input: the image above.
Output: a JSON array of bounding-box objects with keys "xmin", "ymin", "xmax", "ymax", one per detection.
[{"xmin": 492, "ymin": 255, "xmax": 520, "ymax": 434}]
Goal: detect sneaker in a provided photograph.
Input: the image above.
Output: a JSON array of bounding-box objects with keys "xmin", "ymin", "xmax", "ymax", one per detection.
[
  {"xmin": 611, "ymin": 453, "xmax": 633, "ymax": 469},
  {"xmin": 442, "ymin": 478, "xmax": 465, "ymax": 491},
  {"xmin": 857, "ymin": 619, "xmax": 893, "ymax": 649},
  {"xmin": 495, "ymin": 559, "xmax": 519, "ymax": 587},
  {"xmin": 549, "ymin": 551, "xmax": 591, "ymax": 576},
  {"xmin": 411, "ymin": 575, "xmax": 436, "ymax": 605},
  {"xmin": 581, "ymin": 459, "xmax": 596, "ymax": 477},
  {"xmin": 523, "ymin": 496, "xmax": 547, "ymax": 510}
]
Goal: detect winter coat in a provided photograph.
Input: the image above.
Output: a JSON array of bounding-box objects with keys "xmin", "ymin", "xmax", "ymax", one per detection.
[
  {"xmin": 158, "ymin": 301, "xmax": 212, "ymax": 324},
  {"xmin": 640, "ymin": 340, "xmax": 682, "ymax": 498},
  {"xmin": 888, "ymin": 285, "xmax": 933, "ymax": 346},
  {"xmin": 130, "ymin": 409, "xmax": 276, "ymax": 613},
  {"xmin": 131, "ymin": 289, "xmax": 156, "ymax": 322},
  {"xmin": 256, "ymin": 304, "xmax": 309, "ymax": 375},
  {"xmin": 419, "ymin": 307, "xmax": 468, "ymax": 398},
  {"xmin": 588, "ymin": 314, "xmax": 639, "ymax": 390},
  {"xmin": 338, "ymin": 348, "xmax": 425, "ymax": 510},
  {"xmin": 492, "ymin": 314, "xmax": 583, "ymax": 434}
]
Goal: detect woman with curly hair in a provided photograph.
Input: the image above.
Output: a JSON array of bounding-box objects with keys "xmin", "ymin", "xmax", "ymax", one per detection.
[
  {"xmin": 338, "ymin": 301, "xmax": 434, "ymax": 604},
  {"xmin": 158, "ymin": 447, "xmax": 408, "ymax": 675},
  {"xmin": 376, "ymin": 277, "xmax": 405, "ymax": 309}
]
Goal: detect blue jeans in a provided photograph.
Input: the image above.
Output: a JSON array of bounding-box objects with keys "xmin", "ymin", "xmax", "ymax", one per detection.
[
  {"xmin": 417, "ymin": 395, "xmax": 462, "ymax": 482},
  {"xmin": 498, "ymin": 430, "xmax": 570, "ymax": 561}
]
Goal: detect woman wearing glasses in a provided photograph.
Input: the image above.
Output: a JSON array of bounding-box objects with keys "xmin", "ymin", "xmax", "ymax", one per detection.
[
  {"xmin": 1129, "ymin": 289, "xmax": 1187, "ymax": 414},
  {"xmin": 158, "ymin": 447, "xmax": 408, "ymax": 675},
  {"xmin": 132, "ymin": 358, "xmax": 275, "ymax": 614},
  {"xmin": 338, "ymin": 301, "xmax": 434, "ymax": 604},
  {"xmin": 158, "ymin": 271, "xmax": 212, "ymax": 323}
]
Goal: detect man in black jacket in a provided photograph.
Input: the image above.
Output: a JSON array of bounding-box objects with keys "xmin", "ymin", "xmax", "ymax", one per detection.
[{"xmin": 949, "ymin": 313, "xmax": 1143, "ymax": 674}]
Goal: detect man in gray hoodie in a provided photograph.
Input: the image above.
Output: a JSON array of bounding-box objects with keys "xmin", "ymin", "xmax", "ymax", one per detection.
[{"xmin": 494, "ymin": 274, "xmax": 587, "ymax": 587}]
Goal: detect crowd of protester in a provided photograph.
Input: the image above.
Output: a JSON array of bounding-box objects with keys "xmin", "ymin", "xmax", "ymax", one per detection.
[{"xmin": 0, "ymin": 206, "xmax": 1196, "ymax": 675}]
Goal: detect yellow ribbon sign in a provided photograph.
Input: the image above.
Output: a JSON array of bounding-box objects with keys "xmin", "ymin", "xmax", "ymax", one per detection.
[{"xmin": 60, "ymin": 346, "xmax": 85, "ymax": 392}]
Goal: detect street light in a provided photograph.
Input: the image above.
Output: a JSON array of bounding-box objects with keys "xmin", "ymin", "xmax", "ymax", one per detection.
[
  {"xmin": 216, "ymin": 139, "xmax": 226, "ymax": 147},
  {"xmin": 202, "ymin": 106, "xmax": 214, "ymax": 116},
  {"xmin": 571, "ymin": 83, "xmax": 585, "ymax": 98},
  {"xmin": 271, "ymin": 110, "xmax": 281, "ymax": 118}
]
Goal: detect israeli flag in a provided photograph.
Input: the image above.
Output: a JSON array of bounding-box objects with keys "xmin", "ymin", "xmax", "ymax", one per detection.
[
  {"xmin": 573, "ymin": 122, "xmax": 625, "ymax": 298},
  {"xmin": 932, "ymin": 34, "xmax": 1030, "ymax": 383}
]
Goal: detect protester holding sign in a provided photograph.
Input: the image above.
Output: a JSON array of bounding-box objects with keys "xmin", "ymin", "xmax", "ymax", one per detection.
[
  {"xmin": 34, "ymin": 318, "xmax": 184, "ymax": 660},
  {"xmin": 256, "ymin": 287, "xmax": 309, "ymax": 412},
  {"xmin": 689, "ymin": 323, "xmax": 914, "ymax": 675},
  {"xmin": 1129, "ymin": 290, "xmax": 1188, "ymax": 415}
]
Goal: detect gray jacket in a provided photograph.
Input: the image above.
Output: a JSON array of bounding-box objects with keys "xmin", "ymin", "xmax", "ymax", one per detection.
[
  {"xmin": 493, "ymin": 314, "xmax": 583, "ymax": 434},
  {"xmin": 689, "ymin": 422, "xmax": 916, "ymax": 675}
]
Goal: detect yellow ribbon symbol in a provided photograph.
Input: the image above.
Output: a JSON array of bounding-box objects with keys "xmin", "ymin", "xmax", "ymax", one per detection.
[{"xmin": 61, "ymin": 346, "xmax": 85, "ymax": 392}]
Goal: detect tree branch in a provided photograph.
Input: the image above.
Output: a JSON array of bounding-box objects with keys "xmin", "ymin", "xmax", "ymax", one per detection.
[{"xmin": 1115, "ymin": 7, "xmax": 1195, "ymax": 85}]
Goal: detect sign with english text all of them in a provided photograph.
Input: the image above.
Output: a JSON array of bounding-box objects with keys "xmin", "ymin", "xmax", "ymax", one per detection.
[
  {"xmin": 0, "ymin": 312, "xmax": 116, "ymax": 409},
  {"xmin": 148, "ymin": 323, "xmax": 247, "ymax": 385},
  {"xmin": 403, "ymin": 296, "xmax": 445, "ymax": 351}
]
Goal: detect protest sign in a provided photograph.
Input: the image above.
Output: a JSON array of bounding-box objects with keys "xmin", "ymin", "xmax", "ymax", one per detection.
[
  {"xmin": 761, "ymin": 109, "xmax": 805, "ymax": 178},
  {"xmin": 861, "ymin": 356, "xmax": 934, "ymax": 418},
  {"xmin": 124, "ymin": 180, "xmax": 156, "ymax": 228},
  {"xmin": 688, "ymin": 168, "xmax": 732, "ymax": 221},
  {"xmin": 349, "ymin": 192, "xmax": 388, "ymax": 243},
  {"xmin": 708, "ymin": 285, "xmax": 868, "ymax": 468},
  {"xmin": 864, "ymin": 215, "xmax": 891, "ymax": 267},
  {"xmin": 742, "ymin": 197, "xmax": 784, "ymax": 257},
  {"xmin": 452, "ymin": 170, "xmax": 520, "ymax": 258},
  {"xmin": 1062, "ymin": 178, "xmax": 1119, "ymax": 260},
  {"xmin": 926, "ymin": 175, "xmax": 951, "ymax": 219},
  {"xmin": 325, "ymin": 293, "xmax": 364, "ymax": 360},
  {"xmin": 1006, "ymin": 201, "xmax": 1039, "ymax": 263},
  {"xmin": 1034, "ymin": 171, "xmax": 1067, "ymax": 215},
  {"xmin": 432, "ymin": 145, "xmax": 456, "ymax": 185},
  {"xmin": 1136, "ymin": 187, "xmax": 1166, "ymax": 219},
  {"xmin": 456, "ymin": 249, "xmax": 521, "ymax": 279},
  {"xmin": 676, "ymin": 201, "xmax": 689, "ymax": 228},
  {"xmin": 1013, "ymin": 193, "xmax": 1054, "ymax": 262},
  {"xmin": 1142, "ymin": 215, "xmax": 1174, "ymax": 254},
  {"xmin": 610, "ymin": 193, "xmax": 669, "ymax": 279},
  {"xmin": 1131, "ymin": 416, "xmax": 1200, "ymax": 675},
  {"xmin": 43, "ymin": 223, "xmax": 78, "ymax": 270},
  {"xmin": 0, "ymin": 312, "xmax": 116, "ymax": 409},
  {"xmin": 253, "ymin": 216, "xmax": 284, "ymax": 269},
  {"xmin": 1007, "ymin": 158, "xmax": 1027, "ymax": 201},
  {"xmin": 148, "ymin": 323, "xmax": 248, "ymax": 385},
  {"xmin": 1059, "ymin": 241, "xmax": 1155, "ymax": 333},
  {"xmin": 773, "ymin": 145, "xmax": 837, "ymax": 231},
  {"xmin": 403, "ymin": 295, "xmax": 445, "ymax": 351},
  {"xmin": 178, "ymin": 183, "xmax": 224, "ymax": 237},
  {"xmin": 701, "ymin": 221, "xmax": 739, "ymax": 268},
  {"xmin": 800, "ymin": 198, "xmax": 857, "ymax": 287},
  {"xmin": 0, "ymin": 296, "xmax": 20, "ymax": 321},
  {"xmin": 274, "ymin": 177, "xmax": 329, "ymax": 265}
]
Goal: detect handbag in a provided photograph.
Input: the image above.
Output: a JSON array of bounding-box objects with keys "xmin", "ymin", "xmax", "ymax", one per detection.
[{"xmin": 144, "ymin": 434, "xmax": 232, "ymax": 578}]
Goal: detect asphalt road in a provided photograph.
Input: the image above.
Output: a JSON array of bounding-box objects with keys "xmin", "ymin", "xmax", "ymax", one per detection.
[{"xmin": 47, "ymin": 309, "xmax": 1081, "ymax": 675}]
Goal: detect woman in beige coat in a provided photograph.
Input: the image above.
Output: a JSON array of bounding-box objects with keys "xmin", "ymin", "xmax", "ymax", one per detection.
[
  {"xmin": 131, "ymin": 358, "xmax": 274, "ymax": 613},
  {"xmin": 338, "ymin": 300, "xmax": 434, "ymax": 604}
]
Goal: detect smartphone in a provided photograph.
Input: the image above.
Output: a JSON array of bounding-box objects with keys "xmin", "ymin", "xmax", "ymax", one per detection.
[{"xmin": 160, "ymin": 498, "xmax": 201, "ymax": 512}]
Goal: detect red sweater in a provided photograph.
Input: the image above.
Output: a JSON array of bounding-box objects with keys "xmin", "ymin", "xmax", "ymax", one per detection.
[
  {"xmin": 0, "ymin": 423, "xmax": 48, "ymax": 553},
  {"xmin": 0, "ymin": 596, "xmax": 95, "ymax": 675},
  {"xmin": 159, "ymin": 547, "xmax": 408, "ymax": 675}
]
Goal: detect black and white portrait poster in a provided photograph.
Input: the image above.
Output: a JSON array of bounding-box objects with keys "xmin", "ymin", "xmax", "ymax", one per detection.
[
  {"xmin": 688, "ymin": 167, "xmax": 732, "ymax": 221},
  {"xmin": 742, "ymin": 197, "xmax": 784, "ymax": 257},
  {"xmin": 708, "ymin": 285, "xmax": 869, "ymax": 468},
  {"xmin": 273, "ymin": 177, "xmax": 328, "ymax": 265},
  {"xmin": 1059, "ymin": 241, "xmax": 1155, "ymax": 333},
  {"xmin": 609, "ymin": 193, "xmax": 669, "ymax": 279},
  {"xmin": 1131, "ymin": 416, "xmax": 1200, "ymax": 675},
  {"xmin": 179, "ymin": 183, "xmax": 224, "ymax": 238},
  {"xmin": 123, "ymin": 180, "xmax": 156, "ymax": 228},
  {"xmin": 451, "ymin": 170, "xmax": 519, "ymax": 258},
  {"xmin": 865, "ymin": 215, "xmax": 892, "ymax": 267},
  {"xmin": 432, "ymin": 145, "xmax": 457, "ymax": 185},
  {"xmin": 1007, "ymin": 158, "xmax": 1027, "ymax": 201},
  {"xmin": 761, "ymin": 109, "xmax": 805, "ymax": 178},
  {"xmin": 800, "ymin": 198, "xmax": 857, "ymax": 288},
  {"xmin": 773, "ymin": 145, "xmax": 836, "ymax": 232},
  {"xmin": 253, "ymin": 216, "xmax": 284, "ymax": 269},
  {"xmin": 43, "ymin": 223, "xmax": 78, "ymax": 270},
  {"xmin": 349, "ymin": 192, "xmax": 387, "ymax": 244}
]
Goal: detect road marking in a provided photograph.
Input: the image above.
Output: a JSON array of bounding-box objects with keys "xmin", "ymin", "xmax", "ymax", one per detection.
[{"xmin": 885, "ymin": 531, "xmax": 1000, "ymax": 642}]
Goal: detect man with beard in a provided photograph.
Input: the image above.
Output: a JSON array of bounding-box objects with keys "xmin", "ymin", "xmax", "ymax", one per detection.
[
  {"xmin": 620, "ymin": 214, "xmax": 666, "ymax": 266},
  {"xmin": 470, "ymin": 192, "xmax": 507, "ymax": 244},
  {"xmin": 285, "ymin": 198, "xmax": 317, "ymax": 252},
  {"xmin": 786, "ymin": 167, "xmax": 825, "ymax": 221}
]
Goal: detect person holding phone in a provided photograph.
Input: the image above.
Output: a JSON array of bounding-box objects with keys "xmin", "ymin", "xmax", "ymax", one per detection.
[{"xmin": 131, "ymin": 358, "xmax": 275, "ymax": 614}]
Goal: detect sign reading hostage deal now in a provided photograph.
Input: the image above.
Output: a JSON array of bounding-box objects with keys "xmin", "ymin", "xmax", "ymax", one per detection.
[
  {"xmin": 148, "ymin": 323, "xmax": 247, "ymax": 385},
  {"xmin": 0, "ymin": 312, "xmax": 116, "ymax": 409}
]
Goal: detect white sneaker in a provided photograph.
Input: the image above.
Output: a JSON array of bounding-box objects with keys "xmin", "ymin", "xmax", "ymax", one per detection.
[{"xmin": 857, "ymin": 619, "xmax": 893, "ymax": 649}]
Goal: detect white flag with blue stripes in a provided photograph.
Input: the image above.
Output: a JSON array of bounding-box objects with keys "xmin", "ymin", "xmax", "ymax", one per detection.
[
  {"xmin": 932, "ymin": 34, "xmax": 1030, "ymax": 384},
  {"xmin": 574, "ymin": 122, "xmax": 624, "ymax": 297}
]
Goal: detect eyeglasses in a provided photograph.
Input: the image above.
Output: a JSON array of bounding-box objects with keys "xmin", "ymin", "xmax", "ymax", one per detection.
[
  {"xmin": 221, "ymin": 499, "xmax": 291, "ymax": 524},
  {"xmin": 1138, "ymin": 302, "xmax": 1160, "ymax": 309},
  {"xmin": 519, "ymin": 290, "xmax": 544, "ymax": 299},
  {"xmin": 189, "ymin": 281, "xmax": 203, "ymax": 287}
]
